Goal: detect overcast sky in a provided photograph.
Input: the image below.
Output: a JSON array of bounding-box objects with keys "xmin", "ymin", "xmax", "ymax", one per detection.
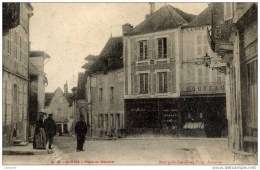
[{"xmin": 30, "ymin": 2, "xmax": 208, "ymax": 93}]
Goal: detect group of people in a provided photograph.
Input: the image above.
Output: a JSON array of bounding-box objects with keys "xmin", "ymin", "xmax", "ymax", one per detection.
[
  {"xmin": 33, "ymin": 113, "xmax": 56, "ymax": 150},
  {"xmin": 33, "ymin": 114, "xmax": 88, "ymax": 152}
]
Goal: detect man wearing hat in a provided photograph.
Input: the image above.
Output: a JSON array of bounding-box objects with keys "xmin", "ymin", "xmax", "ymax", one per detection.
[
  {"xmin": 75, "ymin": 115, "xmax": 88, "ymax": 152},
  {"xmin": 44, "ymin": 113, "xmax": 56, "ymax": 149}
]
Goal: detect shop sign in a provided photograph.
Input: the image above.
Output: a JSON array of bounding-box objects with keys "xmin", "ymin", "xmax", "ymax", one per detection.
[{"xmin": 181, "ymin": 83, "xmax": 225, "ymax": 95}]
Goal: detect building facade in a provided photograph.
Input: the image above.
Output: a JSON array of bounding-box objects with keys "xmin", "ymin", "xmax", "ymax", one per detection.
[
  {"xmin": 181, "ymin": 5, "xmax": 226, "ymax": 137},
  {"xmin": 2, "ymin": 3, "xmax": 33, "ymax": 146},
  {"xmin": 28, "ymin": 51, "xmax": 50, "ymax": 138},
  {"xmin": 44, "ymin": 87, "xmax": 73, "ymax": 135},
  {"xmin": 123, "ymin": 4, "xmax": 227, "ymax": 136},
  {"xmin": 85, "ymin": 36, "xmax": 124, "ymax": 138},
  {"xmin": 209, "ymin": 2, "xmax": 257, "ymax": 155}
]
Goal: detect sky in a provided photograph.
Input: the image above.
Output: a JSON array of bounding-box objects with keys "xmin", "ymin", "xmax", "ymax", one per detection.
[{"xmin": 30, "ymin": 2, "xmax": 208, "ymax": 93}]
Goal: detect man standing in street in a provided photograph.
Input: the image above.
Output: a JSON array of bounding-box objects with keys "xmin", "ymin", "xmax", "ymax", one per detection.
[
  {"xmin": 44, "ymin": 113, "xmax": 56, "ymax": 150},
  {"xmin": 75, "ymin": 115, "xmax": 88, "ymax": 152}
]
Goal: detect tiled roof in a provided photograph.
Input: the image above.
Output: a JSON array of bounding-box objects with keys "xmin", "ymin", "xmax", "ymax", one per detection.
[
  {"xmin": 30, "ymin": 51, "xmax": 50, "ymax": 58},
  {"xmin": 77, "ymin": 72, "xmax": 86, "ymax": 99},
  {"xmin": 86, "ymin": 36, "xmax": 123, "ymax": 74},
  {"xmin": 126, "ymin": 5, "xmax": 196, "ymax": 35},
  {"xmin": 186, "ymin": 5, "xmax": 212, "ymax": 27}
]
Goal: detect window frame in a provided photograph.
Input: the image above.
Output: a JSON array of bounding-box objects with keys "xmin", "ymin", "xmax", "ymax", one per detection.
[
  {"xmin": 157, "ymin": 37, "xmax": 167, "ymax": 58},
  {"xmin": 158, "ymin": 72, "xmax": 168, "ymax": 93},
  {"xmin": 139, "ymin": 40, "xmax": 148, "ymax": 60},
  {"xmin": 139, "ymin": 73, "xmax": 148, "ymax": 94}
]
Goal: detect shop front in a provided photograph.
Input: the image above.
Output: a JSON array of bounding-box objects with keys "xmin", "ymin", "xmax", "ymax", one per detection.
[{"xmin": 180, "ymin": 82, "xmax": 227, "ymax": 137}]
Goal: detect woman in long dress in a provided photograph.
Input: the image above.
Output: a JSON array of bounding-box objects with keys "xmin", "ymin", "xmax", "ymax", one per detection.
[{"xmin": 33, "ymin": 115, "xmax": 46, "ymax": 149}]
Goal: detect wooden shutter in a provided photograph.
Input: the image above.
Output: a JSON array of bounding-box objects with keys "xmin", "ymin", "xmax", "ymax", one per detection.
[
  {"xmin": 152, "ymin": 73, "xmax": 157, "ymax": 94},
  {"xmin": 132, "ymin": 74, "xmax": 138, "ymax": 95},
  {"xmin": 168, "ymin": 36, "xmax": 172, "ymax": 59},
  {"xmin": 133, "ymin": 41, "xmax": 138, "ymax": 62},
  {"xmin": 148, "ymin": 39, "xmax": 152, "ymax": 59},
  {"xmin": 151, "ymin": 39, "xmax": 156, "ymax": 59},
  {"xmin": 148, "ymin": 73, "xmax": 151, "ymax": 93},
  {"xmin": 167, "ymin": 71, "xmax": 173, "ymax": 93}
]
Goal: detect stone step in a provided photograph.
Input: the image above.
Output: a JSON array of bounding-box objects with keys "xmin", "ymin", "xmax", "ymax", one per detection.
[
  {"xmin": 13, "ymin": 142, "xmax": 28, "ymax": 146},
  {"xmin": 12, "ymin": 139, "xmax": 22, "ymax": 144}
]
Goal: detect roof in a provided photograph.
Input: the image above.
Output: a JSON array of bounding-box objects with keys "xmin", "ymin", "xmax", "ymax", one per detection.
[
  {"xmin": 30, "ymin": 51, "xmax": 50, "ymax": 59},
  {"xmin": 77, "ymin": 72, "xmax": 86, "ymax": 99},
  {"xmin": 45, "ymin": 88, "xmax": 74, "ymax": 107},
  {"xmin": 126, "ymin": 5, "xmax": 196, "ymax": 35},
  {"xmin": 86, "ymin": 36, "xmax": 123, "ymax": 74},
  {"xmin": 186, "ymin": 5, "xmax": 212, "ymax": 27}
]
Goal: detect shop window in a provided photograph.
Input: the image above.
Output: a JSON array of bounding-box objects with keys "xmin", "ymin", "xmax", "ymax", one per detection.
[
  {"xmin": 158, "ymin": 72, "xmax": 167, "ymax": 93},
  {"xmin": 157, "ymin": 37, "xmax": 167, "ymax": 58},
  {"xmin": 139, "ymin": 40, "xmax": 148, "ymax": 60},
  {"xmin": 139, "ymin": 73, "xmax": 148, "ymax": 94}
]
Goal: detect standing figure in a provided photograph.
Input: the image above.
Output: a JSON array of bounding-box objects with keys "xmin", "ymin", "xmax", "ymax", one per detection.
[
  {"xmin": 75, "ymin": 115, "xmax": 88, "ymax": 152},
  {"xmin": 33, "ymin": 115, "xmax": 46, "ymax": 149},
  {"xmin": 44, "ymin": 114, "xmax": 56, "ymax": 149}
]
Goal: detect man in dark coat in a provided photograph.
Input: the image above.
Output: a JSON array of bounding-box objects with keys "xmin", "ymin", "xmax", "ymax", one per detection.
[
  {"xmin": 44, "ymin": 114, "xmax": 56, "ymax": 149},
  {"xmin": 75, "ymin": 115, "xmax": 88, "ymax": 152}
]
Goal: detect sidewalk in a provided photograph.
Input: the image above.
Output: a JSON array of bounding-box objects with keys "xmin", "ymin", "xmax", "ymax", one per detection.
[{"xmin": 3, "ymin": 143, "xmax": 60, "ymax": 155}]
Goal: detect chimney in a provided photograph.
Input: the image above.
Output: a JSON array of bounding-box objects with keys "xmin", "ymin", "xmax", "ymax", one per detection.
[
  {"xmin": 149, "ymin": 2, "xmax": 155, "ymax": 14},
  {"xmin": 64, "ymin": 81, "xmax": 68, "ymax": 96},
  {"xmin": 122, "ymin": 23, "xmax": 133, "ymax": 35}
]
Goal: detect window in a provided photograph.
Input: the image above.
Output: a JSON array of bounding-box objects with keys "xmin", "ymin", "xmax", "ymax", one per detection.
[
  {"xmin": 196, "ymin": 35, "xmax": 209, "ymax": 56},
  {"xmin": 7, "ymin": 31, "xmax": 12, "ymax": 56},
  {"xmin": 139, "ymin": 73, "xmax": 148, "ymax": 94},
  {"xmin": 109, "ymin": 87, "xmax": 114, "ymax": 102},
  {"xmin": 116, "ymin": 114, "xmax": 120, "ymax": 128},
  {"xmin": 99, "ymin": 88, "xmax": 103, "ymax": 101},
  {"xmin": 158, "ymin": 72, "xmax": 167, "ymax": 93},
  {"xmin": 19, "ymin": 36, "xmax": 22, "ymax": 62},
  {"xmin": 139, "ymin": 40, "xmax": 148, "ymax": 60},
  {"xmin": 157, "ymin": 37, "xmax": 167, "ymax": 58},
  {"xmin": 217, "ymin": 70, "xmax": 222, "ymax": 82},
  {"xmin": 224, "ymin": 3, "xmax": 233, "ymax": 21}
]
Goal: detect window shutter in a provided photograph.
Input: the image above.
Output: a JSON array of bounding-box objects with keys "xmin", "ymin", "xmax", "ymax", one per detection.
[
  {"xmin": 167, "ymin": 71, "xmax": 173, "ymax": 93},
  {"xmin": 224, "ymin": 3, "xmax": 233, "ymax": 21},
  {"xmin": 167, "ymin": 37, "xmax": 172, "ymax": 59},
  {"xmin": 148, "ymin": 73, "xmax": 151, "ymax": 93},
  {"xmin": 152, "ymin": 73, "xmax": 157, "ymax": 94},
  {"xmin": 133, "ymin": 75, "xmax": 138, "ymax": 94},
  {"xmin": 148, "ymin": 39, "xmax": 152, "ymax": 59},
  {"xmin": 133, "ymin": 42, "xmax": 138, "ymax": 62},
  {"xmin": 151, "ymin": 39, "xmax": 156, "ymax": 59}
]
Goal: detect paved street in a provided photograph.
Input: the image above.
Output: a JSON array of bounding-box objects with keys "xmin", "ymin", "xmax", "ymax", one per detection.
[{"xmin": 3, "ymin": 136, "xmax": 234, "ymax": 165}]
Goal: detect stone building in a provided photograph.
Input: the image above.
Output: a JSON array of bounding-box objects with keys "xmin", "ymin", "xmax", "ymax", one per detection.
[
  {"xmin": 2, "ymin": 3, "xmax": 33, "ymax": 146},
  {"xmin": 208, "ymin": 2, "xmax": 257, "ymax": 156},
  {"xmin": 85, "ymin": 36, "xmax": 124, "ymax": 138},
  {"xmin": 44, "ymin": 87, "xmax": 73, "ymax": 135},
  {"xmin": 123, "ymin": 4, "xmax": 227, "ymax": 136}
]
